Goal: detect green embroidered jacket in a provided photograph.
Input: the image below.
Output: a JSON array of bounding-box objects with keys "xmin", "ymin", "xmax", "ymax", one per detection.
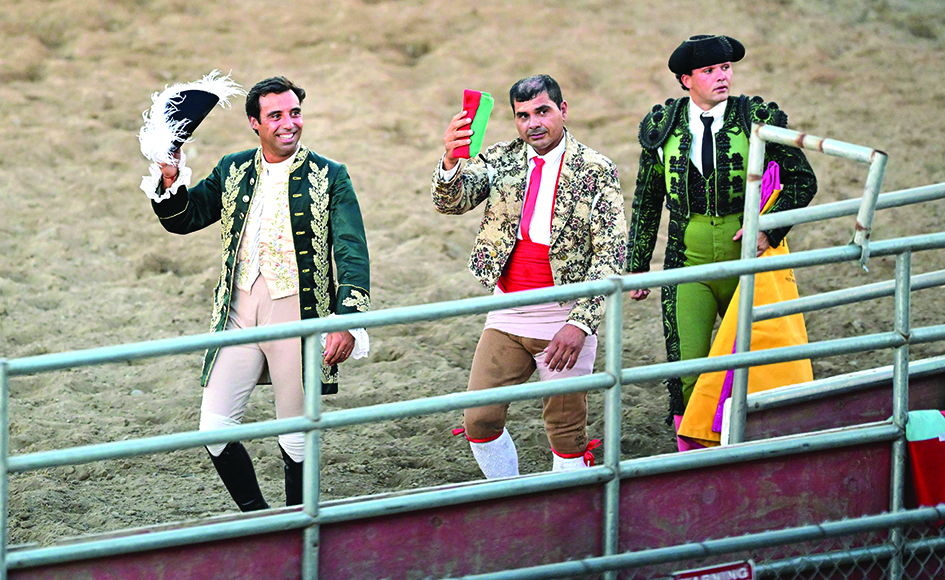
[
  {"xmin": 627, "ymin": 95, "xmax": 817, "ymax": 273},
  {"xmin": 151, "ymin": 145, "xmax": 371, "ymax": 393}
]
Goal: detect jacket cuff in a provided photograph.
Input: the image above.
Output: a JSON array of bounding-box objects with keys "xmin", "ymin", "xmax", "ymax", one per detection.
[
  {"xmin": 140, "ymin": 153, "xmax": 193, "ymax": 203},
  {"xmin": 567, "ymin": 320, "xmax": 593, "ymax": 336},
  {"xmin": 336, "ymin": 284, "xmax": 371, "ymax": 315}
]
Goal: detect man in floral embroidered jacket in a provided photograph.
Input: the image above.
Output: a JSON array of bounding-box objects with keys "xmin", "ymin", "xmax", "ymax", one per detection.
[
  {"xmin": 626, "ymin": 35, "xmax": 816, "ymax": 432},
  {"xmin": 142, "ymin": 77, "xmax": 370, "ymax": 512},
  {"xmin": 433, "ymin": 75, "xmax": 627, "ymax": 478}
]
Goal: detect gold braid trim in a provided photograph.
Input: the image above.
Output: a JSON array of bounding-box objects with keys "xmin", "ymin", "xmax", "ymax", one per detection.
[
  {"xmin": 307, "ymin": 160, "xmax": 333, "ymax": 382},
  {"xmin": 341, "ymin": 287, "xmax": 371, "ymax": 313},
  {"xmin": 209, "ymin": 156, "xmax": 253, "ymax": 333}
]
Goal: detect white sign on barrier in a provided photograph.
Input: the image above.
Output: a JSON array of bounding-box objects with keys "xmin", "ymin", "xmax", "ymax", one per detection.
[{"xmin": 673, "ymin": 560, "xmax": 754, "ymax": 580}]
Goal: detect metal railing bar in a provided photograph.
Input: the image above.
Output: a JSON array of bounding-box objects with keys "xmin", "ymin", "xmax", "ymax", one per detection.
[
  {"xmin": 907, "ymin": 325, "xmax": 945, "ymax": 345},
  {"xmin": 446, "ymin": 505, "xmax": 945, "ymax": 580},
  {"xmin": 904, "ymin": 534, "xmax": 945, "ymax": 556},
  {"xmin": 755, "ymin": 123, "xmax": 882, "ymax": 164},
  {"xmin": 318, "ymin": 372, "xmax": 614, "ymax": 430},
  {"xmin": 602, "ymin": 283, "xmax": 624, "ymax": 579},
  {"xmin": 728, "ymin": 119, "xmax": 770, "ymax": 445},
  {"xmin": 302, "ymin": 335, "xmax": 321, "ymax": 578},
  {"xmin": 754, "ymin": 270, "xmax": 945, "ymax": 321},
  {"xmin": 620, "ymin": 330, "xmax": 906, "ymax": 385},
  {"xmin": 5, "ymin": 511, "xmax": 314, "ymax": 570},
  {"xmin": 316, "ymin": 467, "xmax": 614, "ymax": 525},
  {"xmin": 747, "ymin": 355, "xmax": 945, "ymax": 412},
  {"xmin": 0, "ymin": 361, "xmax": 8, "ymax": 580},
  {"xmin": 9, "ymin": 323, "xmax": 942, "ymax": 474},
  {"xmin": 7, "ymin": 417, "xmax": 313, "ymax": 473},
  {"xmin": 888, "ymin": 253, "xmax": 913, "ymax": 580},
  {"xmin": 756, "ymin": 544, "xmax": 898, "ymax": 577},
  {"xmin": 615, "ymin": 232, "xmax": 945, "ymax": 295},
  {"xmin": 853, "ymin": 150, "xmax": 888, "ymax": 267},
  {"xmin": 617, "ymin": 247, "xmax": 860, "ymax": 293},
  {"xmin": 758, "ymin": 182, "xmax": 945, "ymax": 231},
  {"xmin": 868, "ymin": 231, "xmax": 945, "ymax": 255},
  {"xmin": 4, "ymin": 279, "xmax": 615, "ymax": 377},
  {"xmin": 617, "ymin": 422, "xmax": 900, "ymax": 479},
  {"xmin": 9, "ymin": 233, "xmax": 945, "ymax": 380},
  {"xmin": 1, "ymin": 171, "xmax": 943, "ymax": 578},
  {"xmin": 7, "ymin": 374, "xmax": 614, "ymax": 473}
]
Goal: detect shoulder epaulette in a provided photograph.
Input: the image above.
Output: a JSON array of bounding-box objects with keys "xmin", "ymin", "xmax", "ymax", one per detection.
[
  {"xmin": 638, "ymin": 98, "xmax": 685, "ymax": 150},
  {"xmin": 738, "ymin": 94, "xmax": 789, "ymax": 133}
]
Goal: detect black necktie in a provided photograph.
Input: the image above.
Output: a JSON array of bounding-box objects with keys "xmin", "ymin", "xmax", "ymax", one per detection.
[{"xmin": 701, "ymin": 115, "xmax": 714, "ymax": 178}]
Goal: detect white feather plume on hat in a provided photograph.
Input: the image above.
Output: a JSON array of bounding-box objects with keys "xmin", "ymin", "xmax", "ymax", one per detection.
[{"xmin": 138, "ymin": 70, "xmax": 245, "ymax": 165}]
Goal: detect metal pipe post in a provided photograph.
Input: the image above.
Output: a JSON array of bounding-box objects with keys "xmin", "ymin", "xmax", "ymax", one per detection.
[
  {"xmin": 0, "ymin": 361, "xmax": 8, "ymax": 580},
  {"xmin": 888, "ymin": 251, "xmax": 911, "ymax": 580},
  {"xmin": 602, "ymin": 280, "xmax": 623, "ymax": 580},
  {"xmin": 854, "ymin": 151, "xmax": 889, "ymax": 269},
  {"xmin": 302, "ymin": 335, "xmax": 323, "ymax": 579},
  {"xmin": 729, "ymin": 124, "xmax": 767, "ymax": 443}
]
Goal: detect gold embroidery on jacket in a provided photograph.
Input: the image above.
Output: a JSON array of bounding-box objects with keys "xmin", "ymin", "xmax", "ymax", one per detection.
[
  {"xmin": 307, "ymin": 160, "xmax": 333, "ymax": 382},
  {"xmin": 342, "ymin": 288, "xmax": 371, "ymax": 313},
  {"xmin": 210, "ymin": 157, "xmax": 253, "ymax": 333}
]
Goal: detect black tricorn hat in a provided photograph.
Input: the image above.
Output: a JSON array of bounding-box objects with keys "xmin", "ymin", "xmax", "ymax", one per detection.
[
  {"xmin": 168, "ymin": 90, "xmax": 220, "ymax": 151},
  {"xmin": 668, "ymin": 35, "xmax": 745, "ymax": 76},
  {"xmin": 139, "ymin": 70, "xmax": 244, "ymax": 165}
]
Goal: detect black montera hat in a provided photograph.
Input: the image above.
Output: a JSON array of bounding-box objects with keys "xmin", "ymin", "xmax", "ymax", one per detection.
[
  {"xmin": 139, "ymin": 70, "xmax": 244, "ymax": 165},
  {"xmin": 668, "ymin": 35, "xmax": 745, "ymax": 76}
]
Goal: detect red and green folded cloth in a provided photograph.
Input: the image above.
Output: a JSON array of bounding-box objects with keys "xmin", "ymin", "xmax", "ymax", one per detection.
[{"xmin": 453, "ymin": 89, "xmax": 494, "ymax": 159}]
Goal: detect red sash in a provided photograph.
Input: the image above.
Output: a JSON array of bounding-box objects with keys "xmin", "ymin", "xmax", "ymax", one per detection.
[{"xmin": 497, "ymin": 239, "xmax": 555, "ymax": 292}]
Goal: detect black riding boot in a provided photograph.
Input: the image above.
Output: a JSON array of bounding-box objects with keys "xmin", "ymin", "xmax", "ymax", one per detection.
[
  {"xmin": 280, "ymin": 446, "xmax": 303, "ymax": 506},
  {"xmin": 207, "ymin": 442, "xmax": 270, "ymax": 512}
]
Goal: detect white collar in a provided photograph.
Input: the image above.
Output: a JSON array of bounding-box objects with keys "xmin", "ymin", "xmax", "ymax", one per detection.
[
  {"xmin": 689, "ymin": 99, "xmax": 727, "ymax": 125},
  {"xmin": 261, "ymin": 145, "xmax": 300, "ymax": 174},
  {"xmin": 526, "ymin": 131, "xmax": 568, "ymax": 164}
]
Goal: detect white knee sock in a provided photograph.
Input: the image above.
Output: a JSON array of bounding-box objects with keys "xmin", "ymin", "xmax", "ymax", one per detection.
[
  {"xmin": 469, "ymin": 428, "xmax": 519, "ymax": 479},
  {"xmin": 552, "ymin": 453, "xmax": 589, "ymax": 472},
  {"xmin": 200, "ymin": 412, "xmax": 241, "ymax": 457}
]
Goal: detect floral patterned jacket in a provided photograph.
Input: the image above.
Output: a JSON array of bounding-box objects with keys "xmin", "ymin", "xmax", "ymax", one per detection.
[
  {"xmin": 430, "ymin": 130, "xmax": 627, "ymax": 333},
  {"xmin": 151, "ymin": 145, "xmax": 370, "ymax": 393}
]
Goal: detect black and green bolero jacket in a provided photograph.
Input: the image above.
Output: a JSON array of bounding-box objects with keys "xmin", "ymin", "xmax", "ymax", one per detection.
[{"xmin": 627, "ymin": 95, "xmax": 817, "ymax": 274}]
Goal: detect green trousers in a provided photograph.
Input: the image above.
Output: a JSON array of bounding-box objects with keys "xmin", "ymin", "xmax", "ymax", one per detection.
[{"xmin": 664, "ymin": 212, "xmax": 742, "ymax": 407}]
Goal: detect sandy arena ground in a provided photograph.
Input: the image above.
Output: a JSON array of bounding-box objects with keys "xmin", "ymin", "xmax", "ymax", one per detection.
[{"xmin": 1, "ymin": 0, "xmax": 944, "ymax": 547}]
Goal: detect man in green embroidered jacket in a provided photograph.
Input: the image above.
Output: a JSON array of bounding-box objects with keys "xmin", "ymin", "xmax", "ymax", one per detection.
[
  {"xmin": 626, "ymin": 35, "xmax": 817, "ymax": 431},
  {"xmin": 142, "ymin": 77, "xmax": 370, "ymax": 511}
]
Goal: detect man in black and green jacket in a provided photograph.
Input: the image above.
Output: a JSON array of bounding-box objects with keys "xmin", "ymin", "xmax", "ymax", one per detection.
[
  {"xmin": 626, "ymin": 35, "xmax": 816, "ymax": 426},
  {"xmin": 144, "ymin": 76, "xmax": 370, "ymax": 511}
]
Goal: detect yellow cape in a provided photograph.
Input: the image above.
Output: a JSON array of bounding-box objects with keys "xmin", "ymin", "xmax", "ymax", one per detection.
[{"xmin": 677, "ymin": 188, "xmax": 813, "ymax": 446}]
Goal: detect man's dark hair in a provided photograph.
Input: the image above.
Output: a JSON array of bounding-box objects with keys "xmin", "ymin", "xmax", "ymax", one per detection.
[
  {"xmin": 245, "ymin": 76, "xmax": 306, "ymax": 131},
  {"xmin": 508, "ymin": 74, "xmax": 563, "ymax": 110}
]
